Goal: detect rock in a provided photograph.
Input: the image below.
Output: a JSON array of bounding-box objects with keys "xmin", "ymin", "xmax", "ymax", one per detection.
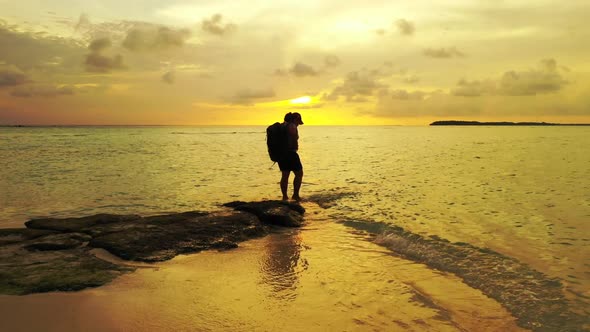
[
  {"xmin": 89, "ymin": 212, "xmax": 265, "ymax": 262},
  {"xmin": 262, "ymin": 206, "xmax": 304, "ymax": 227},
  {"xmin": 142, "ymin": 211, "xmax": 209, "ymax": 223},
  {"xmin": 0, "ymin": 200, "xmax": 305, "ymax": 294},
  {"xmin": 25, "ymin": 214, "xmax": 142, "ymax": 233},
  {"xmin": 0, "ymin": 244, "xmax": 132, "ymax": 295},
  {"xmin": 0, "ymin": 228, "xmax": 58, "ymax": 246},
  {"xmin": 24, "ymin": 233, "xmax": 91, "ymax": 251},
  {"xmin": 223, "ymin": 200, "xmax": 305, "ymax": 227}
]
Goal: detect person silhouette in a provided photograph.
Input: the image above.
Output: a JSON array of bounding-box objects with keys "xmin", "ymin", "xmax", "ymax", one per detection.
[{"xmin": 279, "ymin": 112, "xmax": 304, "ymax": 201}]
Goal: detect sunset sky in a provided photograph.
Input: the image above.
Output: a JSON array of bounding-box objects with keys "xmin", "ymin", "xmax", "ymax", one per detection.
[{"xmin": 1, "ymin": 0, "xmax": 589, "ymax": 125}]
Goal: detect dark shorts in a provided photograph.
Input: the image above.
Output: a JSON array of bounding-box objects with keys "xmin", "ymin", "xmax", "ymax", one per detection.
[{"xmin": 278, "ymin": 151, "xmax": 303, "ymax": 172}]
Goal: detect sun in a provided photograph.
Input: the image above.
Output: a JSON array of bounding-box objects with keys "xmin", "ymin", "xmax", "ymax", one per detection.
[{"xmin": 290, "ymin": 96, "xmax": 312, "ymax": 104}]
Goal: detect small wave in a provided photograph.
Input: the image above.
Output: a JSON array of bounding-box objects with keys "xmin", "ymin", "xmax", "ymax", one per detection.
[
  {"xmin": 339, "ymin": 219, "xmax": 586, "ymax": 332},
  {"xmin": 170, "ymin": 132, "xmax": 200, "ymax": 135},
  {"xmin": 306, "ymin": 191, "xmax": 358, "ymax": 209}
]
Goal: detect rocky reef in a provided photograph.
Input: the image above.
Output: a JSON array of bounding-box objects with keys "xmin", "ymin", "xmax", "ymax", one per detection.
[{"xmin": 0, "ymin": 201, "xmax": 304, "ymax": 295}]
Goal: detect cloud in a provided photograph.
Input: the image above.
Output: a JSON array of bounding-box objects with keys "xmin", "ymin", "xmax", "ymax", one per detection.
[
  {"xmin": 275, "ymin": 62, "xmax": 320, "ymax": 77},
  {"xmin": 289, "ymin": 62, "xmax": 319, "ymax": 77},
  {"xmin": 325, "ymin": 70, "xmax": 387, "ymax": 102},
  {"xmin": 235, "ymin": 88, "xmax": 275, "ymax": 99},
  {"xmin": 375, "ymin": 90, "xmax": 485, "ymax": 118},
  {"xmin": 71, "ymin": 20, "xmax": 141, "ymax": 42},
  {"xmin": 452, "ymin": 79, "xmax": 496, "ymax": 97},
  {"xmin": 273, "ymin": 69, "xmax": 288, "ymax": 76},
  {"xmin": 0, "ymin": 65, "xmax": 29, "ymax": 87},
  {"xmin": 347, "ymin": 96, "xmax": 370, "ymax": 103},
  {"xmin": 0, "ymin": 24, "xmax": 85, "ymax": 71},
  {"xmin": 155, "ymin": 27, "xmax": 191, "ymax": 48},
  {"xmin": 290, "ymin": 103, "xmax": 324, "ymax": 109},
  {"xmin": 376, "ymin": 81, "xmax": 588, "ymax": 120},
  {"xmin": 370, "ymin": 61, "xmax": 574, "ymax": 119},
  {"xmin": 162, "ymin": 71, "xmax": 175, "ymax": 84},
  {"xmin": 396, "ymin": 19, "xmax": 415, "ymax": 36},
  {"xmin": 75, "ymin": 14, "xmax": 90, "ymax": 32},
  {"xmin": 201, "ymin": 14, "xmax": 237, "ymax": 36},
  {"xmin": 402, "ymin": 75, "xmax": 420, "ymax": 84},
  {"xmin": 389, "ymin": 89, "xmax": 428, "ymax": 100},
  {"xmin": 423, "ymin": 47, "xmax": 465, "ymax": 58},
  {"xmin": 85, "ymin": 53, "xmax": 125, "ymax": 73},
  {"xmin": 230, "ymin": 88, "xmax": 275, "ymax": 105},
  {"xmin": 10, "ymin": 84, "xmax": 75, "ymax": 98},
  {"xmin": 123, "ymin": 26, "xmax": 191, "ymax": 51},
  {"xmin": 540, "ymin": 58, "xmax": 557, "ymax": 71},
  {"xmin": 324, "ymin": 55, "xmax": 341, "ymax": 67},
  {"xmin": 84, "ymin": 37, "xmax": 125, "ymax": 73},
  {"xmin": 88, "ymin": 37, "xmax": 111, "ymax": 53},
  {"xmin": 499, "ymin": 59, "xmax": 567, "ymax": 95},
  {"xmin": 452, "ymin": 59, "xmax": 568, "ymax": 97}
]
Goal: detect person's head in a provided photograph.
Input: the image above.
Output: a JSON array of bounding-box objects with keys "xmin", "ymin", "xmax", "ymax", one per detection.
[
  {"xmin": 284, "ymin": 112, "xmax": 293, "ymax": 123},
  {"xmin": 291, "ymin": 112, "xmax": 304, "ymax": 125}
]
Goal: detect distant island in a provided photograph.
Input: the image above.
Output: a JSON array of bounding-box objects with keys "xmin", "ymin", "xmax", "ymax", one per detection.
[{"xmin": 430, "ymin": 120, "xmax": 590, "ymax": 126}]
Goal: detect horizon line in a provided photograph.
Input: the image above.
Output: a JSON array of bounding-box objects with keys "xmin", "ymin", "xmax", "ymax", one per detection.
[
  {"xmin": 0, "ymin": 124, "xmax": 414, "ymax": 127},
  {"xmin": 3, "ymin": 122, "xmax": 590, "ymax": 127}
]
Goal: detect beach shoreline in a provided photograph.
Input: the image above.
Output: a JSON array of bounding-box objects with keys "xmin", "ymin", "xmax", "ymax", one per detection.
[
  {"xmin": 0, "ymin": 204, "xmax": 526, "ymax": 332},
  {"xmin": 1, "ymin": 198, "xmax": 587, "ymax": 331}
]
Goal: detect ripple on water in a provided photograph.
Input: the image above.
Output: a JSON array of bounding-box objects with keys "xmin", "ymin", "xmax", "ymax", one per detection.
[{"xmin": 336, "ymin": 218, "xmax": 587, "ymax": 332}]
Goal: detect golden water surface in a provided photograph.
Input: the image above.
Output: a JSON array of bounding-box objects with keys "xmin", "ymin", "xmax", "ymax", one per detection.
[
  {"xmin": 0, "ymin": 126, "xmax": 588, "ymax": 329},
  {"xmin": 0, "ymin": 204, "xmax": 525, "ymax": 331}
]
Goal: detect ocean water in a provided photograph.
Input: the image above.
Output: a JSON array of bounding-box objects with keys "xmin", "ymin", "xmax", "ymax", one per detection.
[{"xmin": 1, "ymin": 125, "xmax": 589, "ymax": 326}]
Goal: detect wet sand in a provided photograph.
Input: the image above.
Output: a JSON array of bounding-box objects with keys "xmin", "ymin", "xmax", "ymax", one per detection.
[{"xmin": 0, "ymin": 204, "xmax": 524, "ymax": 332}]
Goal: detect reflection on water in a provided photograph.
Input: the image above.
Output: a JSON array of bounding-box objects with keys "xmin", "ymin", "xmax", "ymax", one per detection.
[{"xmin": 260, "ymin": 230, "xmax": 303, "ymax": 300}]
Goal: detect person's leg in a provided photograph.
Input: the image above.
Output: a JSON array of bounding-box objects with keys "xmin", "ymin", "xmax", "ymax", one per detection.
[
  {"xmin": 280, "ymin": 171, "xmax": 290, "ymax": 200},
  {"xmin": 292, "ymin": 170, "xmax": 303, "ymax": 201}
]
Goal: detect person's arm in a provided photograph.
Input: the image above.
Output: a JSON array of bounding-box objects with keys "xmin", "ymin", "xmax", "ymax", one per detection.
[{"xmin": 287, "ymin": 124, "xmax": 299, "ymax": 151}]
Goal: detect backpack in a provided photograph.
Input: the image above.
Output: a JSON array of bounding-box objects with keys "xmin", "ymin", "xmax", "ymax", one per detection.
[{"xmin": 266, "ymin": 122, "xmax": 288, "ymax": 162}]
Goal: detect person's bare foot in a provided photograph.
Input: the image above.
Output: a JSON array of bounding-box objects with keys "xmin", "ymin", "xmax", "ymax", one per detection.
[
  {"xmin": 282, "ymin": 196, "xmax": 289, "ymax": 201},
  {"xmin": 291, "ymin": 195, "xmax": 301, "ymax": 202}
]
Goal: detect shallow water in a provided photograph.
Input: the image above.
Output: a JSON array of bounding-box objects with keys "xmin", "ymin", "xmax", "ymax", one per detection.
[
  {"xmin": 0, "ymin": 205, "xmax": 524, "ymax": 332},
  {"xmin": 1, "ymin": 125, "xmax": 589, "ymax": 319}
]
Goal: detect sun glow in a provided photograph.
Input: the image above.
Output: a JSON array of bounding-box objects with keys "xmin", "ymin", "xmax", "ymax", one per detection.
[{"xmin": 290, "ymin": 96, "xmax": 312, "ymax": 104}]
